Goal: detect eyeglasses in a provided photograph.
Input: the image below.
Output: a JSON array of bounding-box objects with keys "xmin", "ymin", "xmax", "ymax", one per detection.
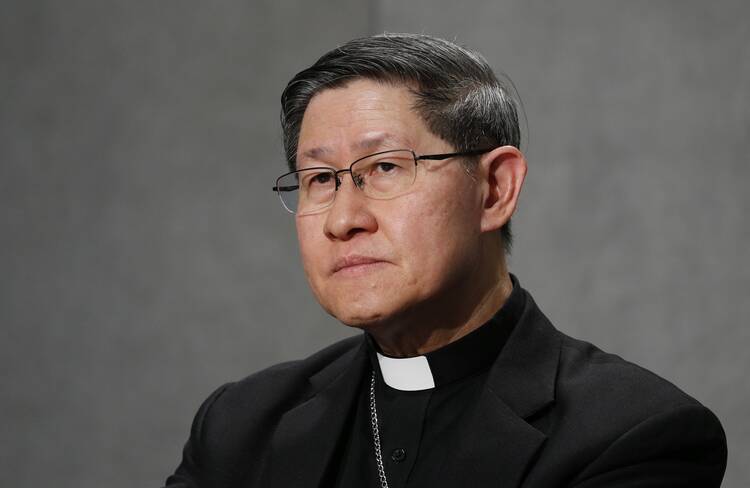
[{"xmin": 272, "ymin": 148, "xmax": 494, "ymax": 215}]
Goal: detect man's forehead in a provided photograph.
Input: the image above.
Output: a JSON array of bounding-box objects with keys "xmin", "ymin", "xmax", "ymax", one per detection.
[{"xmin": 300, "ymin": 132, "xmax": 406, "ymax": 162}]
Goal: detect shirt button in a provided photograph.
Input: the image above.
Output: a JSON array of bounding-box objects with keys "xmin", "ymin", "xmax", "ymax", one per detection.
[{"xmin": 391, "ymin": 448, "xmax": 407, "ymax": 463}]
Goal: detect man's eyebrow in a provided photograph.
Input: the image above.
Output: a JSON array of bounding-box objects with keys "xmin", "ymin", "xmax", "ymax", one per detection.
[
  {"xmin": 300, "ymin": 146, "xmax": 333, "ymax": 161},
  {"xmin": 300, "ymin": 134, "xmax": 405, "ymax": 163}
]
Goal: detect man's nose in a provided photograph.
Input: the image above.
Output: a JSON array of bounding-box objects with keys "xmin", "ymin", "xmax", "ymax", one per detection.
[{"xmin": 323, "ymin": 174, "xmax": 377, "ymax": 241}]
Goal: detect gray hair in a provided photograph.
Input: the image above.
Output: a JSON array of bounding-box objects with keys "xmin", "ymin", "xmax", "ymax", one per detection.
[{"xmin": 280, "ymin": 33, "xmax": 522, "ymax": 253}]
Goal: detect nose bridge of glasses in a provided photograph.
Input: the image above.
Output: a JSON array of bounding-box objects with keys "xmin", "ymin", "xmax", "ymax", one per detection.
[{"xmin": 333, "ymin": 168, "xmax": 363, "ymax": 191}]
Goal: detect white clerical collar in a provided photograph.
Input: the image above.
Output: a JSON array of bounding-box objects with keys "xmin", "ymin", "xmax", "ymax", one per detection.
[{"xmin": 376, "ymin": 352, "xmax": 436, "ymax": 391}]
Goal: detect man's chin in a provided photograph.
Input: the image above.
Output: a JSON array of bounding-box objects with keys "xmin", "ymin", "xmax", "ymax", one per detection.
[
  {"xmin": 327, "ymin": 305, "xmax": 396, "ymax": 330},
  {"xmin": 334, "ymin": 313, "xmax": 388, "ymax": 330},
  {"xmin": 316, "ymin": 287, "xmax": 413, "ymax": 329}
]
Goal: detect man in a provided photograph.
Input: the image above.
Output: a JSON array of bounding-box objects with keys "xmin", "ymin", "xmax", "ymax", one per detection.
[{"xmin": 165, "ymin": 34, "xmax": 727, "ymax": 487}]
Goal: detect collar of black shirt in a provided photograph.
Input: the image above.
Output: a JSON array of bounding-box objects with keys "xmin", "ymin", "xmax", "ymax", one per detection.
[{"xmin": 365, "ymin": 273, "xmax": 526, "ymax": 391}]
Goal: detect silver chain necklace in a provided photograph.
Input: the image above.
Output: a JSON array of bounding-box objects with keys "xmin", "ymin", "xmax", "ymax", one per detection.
[{"xmin": 369, "ymin": 371, "xmax": 390, "ymax": 488}]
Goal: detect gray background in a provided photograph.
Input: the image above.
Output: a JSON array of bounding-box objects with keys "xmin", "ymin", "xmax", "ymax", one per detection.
[{"xmin": 1, "ymin": 0, "xmax": 747, "ymax": 486}]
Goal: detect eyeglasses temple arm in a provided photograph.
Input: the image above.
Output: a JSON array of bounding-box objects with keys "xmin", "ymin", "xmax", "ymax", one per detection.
[
  {"xmin": 416, "ymin": 148, "xmax": 495, "ymax": 161},
  {"xmin": 272, "ymin": 184, "xmax": 299, "ymax": 192}
]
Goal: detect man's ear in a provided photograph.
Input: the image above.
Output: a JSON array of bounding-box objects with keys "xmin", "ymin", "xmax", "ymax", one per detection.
[{"xmin": 479, "ymin": 146, "xmax": 528, "ymax": 233}]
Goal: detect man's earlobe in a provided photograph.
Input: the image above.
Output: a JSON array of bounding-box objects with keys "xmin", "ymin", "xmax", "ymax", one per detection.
[{"xmin": 480, "ymin": 146, "xmax": 527, "ymax": 233}]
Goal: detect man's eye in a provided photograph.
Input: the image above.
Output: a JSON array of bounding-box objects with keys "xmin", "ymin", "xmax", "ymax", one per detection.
[
  {"xmin": 376, "ymin": 162, "xmax": 398, "ymax": 173},
  {"xmin": 310, "ymin": 172, "xmax": 333, "ymax": 185}
]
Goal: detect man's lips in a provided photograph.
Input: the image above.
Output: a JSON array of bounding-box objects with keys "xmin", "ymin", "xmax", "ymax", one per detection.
[{"xmin": 332, "ymin": 255, "xmax": 388, "ymax": 274}]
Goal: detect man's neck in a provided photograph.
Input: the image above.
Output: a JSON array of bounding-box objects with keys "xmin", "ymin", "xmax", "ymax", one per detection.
[{"xmin": 368, "ymin": 269, "xmax": 514, "ymax": 358}]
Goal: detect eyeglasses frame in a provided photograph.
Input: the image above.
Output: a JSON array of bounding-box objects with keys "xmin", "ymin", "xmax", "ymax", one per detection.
[{"xmin": 272, "ymin": 147, "xmax": 496, "ymax": 214}]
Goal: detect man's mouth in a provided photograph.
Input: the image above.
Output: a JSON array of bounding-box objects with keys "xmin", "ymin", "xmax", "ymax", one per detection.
[{"xmin": 332, "ymin": 255, "xmax": 388, "ymax": 274}]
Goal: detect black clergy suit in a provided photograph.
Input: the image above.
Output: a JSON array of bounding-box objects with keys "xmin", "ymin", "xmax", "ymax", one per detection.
[{"xmin": 164, "ymin": 278, "xmax": 727, "ymax": 487}]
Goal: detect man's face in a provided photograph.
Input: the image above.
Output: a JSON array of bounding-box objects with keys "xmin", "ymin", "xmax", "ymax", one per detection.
[{"xmin": 295, "ymin": 79, "xmax": 486, "ymax": 329}]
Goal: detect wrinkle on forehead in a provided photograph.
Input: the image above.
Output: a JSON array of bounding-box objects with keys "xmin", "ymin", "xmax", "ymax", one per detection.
[{"xmin": 299, "ymin": 132, "xmax": 409, "ymax": 166}]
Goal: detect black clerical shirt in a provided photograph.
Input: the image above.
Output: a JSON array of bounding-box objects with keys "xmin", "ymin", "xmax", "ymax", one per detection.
[{"xmin": 334, "ymin": 277, "xmax": 526, "ymax": 488}]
